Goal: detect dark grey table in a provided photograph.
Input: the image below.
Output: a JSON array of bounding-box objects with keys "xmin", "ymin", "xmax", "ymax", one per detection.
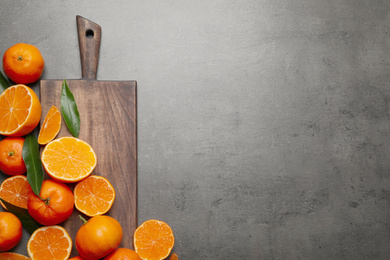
[{"xmin": 1, "ymin": 1, "xmax": 390, "ymax": 259}]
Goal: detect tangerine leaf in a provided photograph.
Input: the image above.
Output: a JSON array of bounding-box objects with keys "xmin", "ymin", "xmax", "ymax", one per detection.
[
  {"xmin": 0, "ymin": 198, "xmax": 41, "ymax": 233},
  {"xmin": 61, "ymin": 79, "xmax": 80, "ymax": 137},
  {"xmin": 0, "ymin": 71, "xmax": 10, "ymax": 94},
  {"xmin": 22, "ymin": 133, "xmax": 44, "ymax": 196}
]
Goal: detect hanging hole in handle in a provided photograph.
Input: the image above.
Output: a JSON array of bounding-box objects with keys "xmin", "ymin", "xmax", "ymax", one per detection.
[{"xmin": 86, "ymin": 29, "xmax": 94, "ymax": 39}]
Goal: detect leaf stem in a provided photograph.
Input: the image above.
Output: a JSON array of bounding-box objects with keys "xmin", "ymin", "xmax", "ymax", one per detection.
[{"xmin": 79, "ymin": 215, "xmax": 88, "ymax": 224}]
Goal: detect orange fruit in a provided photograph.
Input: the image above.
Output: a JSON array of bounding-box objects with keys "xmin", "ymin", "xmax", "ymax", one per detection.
[
  {"xmin": 0, "ymin": 252, "xmax": 30, "ymax": 260},
  {"xmin": 69, "ymin": 256, "xmax": 86, "ymax": 260},
  {"xmin": 0, "ymin": 212, "xmax": 23, "ymax": 251},
  {"xmin": 133, "ymin": 220, "xmax": 175, "ymax": 260},
  {"xmin": 27, "ymin": 225, "xmax": 72, "ymax": 260},
  {"xmin": 41, "ymin": 137, "xmax": 97, "ymax": 183},
  {"xmin": 0, "ymin": 137, "xmax": 26, "ymax": 175},
  {"xmin": 0, "ymin": 84, "xmax": 41, "ymax": 136},
  {"xmin": 76, "ymin": 215, "xmax": 123, "ymax": 260},
  {"xmin": 2, "ymin": 43, "xmax": 44, "ymax": 84},
  {"xmin": 0, "ymin": 175, "xmax": 32, "ymax": 210},
  {"xmin": 169, "ymin": 253, "xmax": 178, "ymax": 260},
  {"xmin": 38, "ymin": 106, "xmax": 61, "ymax": 145},
  {"xmin": 103, "ymin": 248, "xmax": 141, "ymax": 260},
  {"xmin": 74, "ymin": 175, "xmax": 115, "ymax": 217},
  {"xmin": 27, "ymin": 179, "xmax": 74, "ymax": 226}
]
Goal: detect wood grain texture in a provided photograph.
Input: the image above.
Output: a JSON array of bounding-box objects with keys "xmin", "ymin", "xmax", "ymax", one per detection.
[
  {"xmin": 76, "ymin": 15, "xmax": 101, "ymax": 79},
  {"xmin": 40, "ymin": 79, "xmax": 137, "ymax": 256}
]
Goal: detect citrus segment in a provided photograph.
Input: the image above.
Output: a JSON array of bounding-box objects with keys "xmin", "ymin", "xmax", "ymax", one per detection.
[
  {"xmin": 27, "ymin": 225, "xmax": 72, "ymax": 260},
  {"xmin": 38, "ymin": 105, "xmax": 61, "ymax": 145},
  {"xmin": 0, "ymin": 252, "xmax": 30, "ymax": 260},
  {"xmin": 0, "ymin": 175, "xmax": 32, "ymax": 210},
  {"xmin": 0, "ymin": 84, "xmax": 41, "ymax": 136},
  {"xmin": 41, "ymin": 137, "xmax": 97, "ymax": 183},
  {"xmin": 74, "ymin": 175, "xmax": 115, "ymax": 217},
  {"xmin": 169, "ymin": 253, "xmax": 179, "ymax": 260},
  {"xmin": 134, "ymin": 220, "xmax": 175, "ymax": 260}
]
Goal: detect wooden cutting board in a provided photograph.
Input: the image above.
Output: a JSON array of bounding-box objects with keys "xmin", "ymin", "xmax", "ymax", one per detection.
[{"xmin": 39, "ymin": 16, "xmax": 137, "ymax": 256}]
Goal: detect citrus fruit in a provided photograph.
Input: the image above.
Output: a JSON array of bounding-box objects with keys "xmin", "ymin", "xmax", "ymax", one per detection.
[
  {"xmin": 103, "ymin": 248, "xmax": 141, "ymax": 260},
  {"xmin": 0, "ymin": 175, "xmax": 32, "ymax": 210},
  {"xmin": 74, "ymin": 175, "xmax": 115, "ymax": 217},
  {"xmin": 2, "ymin": 43, "xmax": 44, "ymax": 84},
  {"xmin": 0, "ymin": 84, "xmax": 41, "ymax": 136},
  {"xmin": 169, "ymin": 253, "xmax": 178, "ymax": 260},
  {"xmin": 0, "ymin": 212, "xmax": 23, "ymax": 251},
  {"xmin": 0, "ymin": 252, "xmax": 30, "ymax": 260},
  {"xmin": 69, "ymin": 256, "xmax": 86, "ymax": 260},
  {"xmin": 76, "ymin": 215, "xmax": 123, "ymax": 260},
  {"xmin": 41, "ymin": 137, "xmax": 97, "ymax": 183},
  {"xmin": 27, "ymin": 179, "xmax": 74, "ymax": 226},
  {"xmin": 38, "ymin": 105, "xmax": 61, "ymax": 145},
  {"xmin": 134, "ymin": 220, "xmax": 175, "ymax": 260},
  {"xmin": 27, "ymin": 225, "xmax": 72, "ymax": 260},
  {"xmin": 0, "ymin": 137, "xmax": 26, "ymax": 175}
]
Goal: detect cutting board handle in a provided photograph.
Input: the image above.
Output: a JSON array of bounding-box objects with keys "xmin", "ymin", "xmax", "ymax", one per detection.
[{"xmin": 76, "ymin": 15, "xmax": 101, "ymax": 80}]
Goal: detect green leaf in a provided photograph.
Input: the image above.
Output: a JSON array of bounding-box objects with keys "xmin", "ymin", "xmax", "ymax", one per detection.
[
  {"xmin": 0, "ymin": 199, "xmax": 41, "ymax": 233},
  {"xmin": 0, "ymin": 71, "xmax": 10, "ymax": 94},
  {"xmin": 22, "ymin": 133, "xmax": 44, "ymax": 196},
  {"xmin": 61, "ymin": 79, "xmax": 80, "ymax": 137}
]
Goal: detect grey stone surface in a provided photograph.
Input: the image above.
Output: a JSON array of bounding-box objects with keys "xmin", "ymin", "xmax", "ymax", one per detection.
[{"xmin": 1, "ymin": 0, "xmax": 390, "ymax": 259}]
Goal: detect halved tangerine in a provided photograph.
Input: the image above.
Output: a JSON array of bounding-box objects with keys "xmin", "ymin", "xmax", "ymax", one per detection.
[
  {"xmin": 74, "ymin": 175, "xmax": 115, "ymax": 217},
  {"xmin": 0, "ymin": 175, "xmax": 32, "ymax": 210},
  {"xmin": 27, "ymin": 225, "xmax": 72, "ymax": 260},
  {"xmin": 134, "ymin": 220, "xmax": 175, "ymax": 260},
  {"xmin": 0, "ymin": 252, "xmax": 30, "ymax": 260},
  {"xmin": 0, "ymin": 84, "xmax": 41, "ymax": 136},
  {"xmin": 41, "ymin": 137, "xmax": 97, "ymax": 183},
  {"xmin": 38, "ymin": 105, "xmax": 61, "ymax": 145}
]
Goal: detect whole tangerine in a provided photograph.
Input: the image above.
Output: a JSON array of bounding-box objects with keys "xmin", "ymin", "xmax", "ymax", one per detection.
[
  {"xmin": 3, "ymin": 43, "xmax": 44, "ymax": 84},
  {"xmin": 76, "ymin": 215, "xmax": 123, "ymax": 260},
  {"xmin": 27, "ymin": 179, "xmax": 74, "ymax": 226},
  {"xmin": 103, "ymin": 248, "xmax": 141, "ymax": 260},
  {"xmin": 0, "ymin": 137, "xmax": 26, "ymax": 176},
  {"xmin": 0, "ymin": 211, "xmax": 23, "ymax": 251},
  {"xmin": 69, "ymin": 256, "xmax": 87, "ymax": 260}
]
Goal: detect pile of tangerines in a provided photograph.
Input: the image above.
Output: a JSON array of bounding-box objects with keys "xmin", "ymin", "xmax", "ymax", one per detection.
[{"xmin": 0, "ymin": 43, "xmax": 177, "ymax": 260}]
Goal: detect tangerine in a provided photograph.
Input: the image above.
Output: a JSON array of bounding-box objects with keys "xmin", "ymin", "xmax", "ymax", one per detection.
[
  {"xmin": 69, "ymin": 256, "xmax": 87, "ymax": 260},
  {"xmin": 0, "ymin": 212, "xmax": 22, "ymax": 251},
  {"xmin": 0, "ymin": 252, "xmax": 30, "ymax": 259},
  {"xmin": 103, "ymin": 248, "xmax": 141, "ymax": 260},
  {"xmin": 0, "ymin": 84, "xmax": 41, "ymax": 136},
  {"xmin": 27, "ymin": 179, "xmax": 74, "ymax": 226},
  {"xmin": 74, "ymin": 175, "xmax": 115, "ymax": 217},
  {"xmin": 27, "ymin": 225, "xmax": 72, "ymax": 260},
  {"xmin": 133, "ymin": 220, "xmax": 175, "ymax": 260},
  {"xmin": 0, "ymin": 175, "xmax": 32, "ymax": 210},
  {"xmin": 41, "ymin": 137, "xmax": 97, "ymax": 183},
  {"xmin": 2, "ymin": 43, "xmax": 44, "ymax": 84},
  {"xmin": 0, "ymin": 137, "xmax": 26, "ymax": 175},
  {"xmin": 76, "ymin": 215, "xmax": 123, "ymax": 260}
]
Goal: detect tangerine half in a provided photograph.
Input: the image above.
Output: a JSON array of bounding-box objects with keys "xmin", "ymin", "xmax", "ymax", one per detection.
[
  {"xmin": 27, "ymin": 225, "xmax": 72, "ymax": 260},
  {"xmin": 133, "ymin": 220, "xmax": 175, "ymax": 260},
  {"xmin": 0, "ymin": 84, "xmax": 41, "ymax": 136}
]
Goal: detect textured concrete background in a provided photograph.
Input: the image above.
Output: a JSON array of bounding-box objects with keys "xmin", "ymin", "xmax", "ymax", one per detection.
[{"xmin": 1, "ymin": 0, "xmax": 390, "ymax": 259}]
